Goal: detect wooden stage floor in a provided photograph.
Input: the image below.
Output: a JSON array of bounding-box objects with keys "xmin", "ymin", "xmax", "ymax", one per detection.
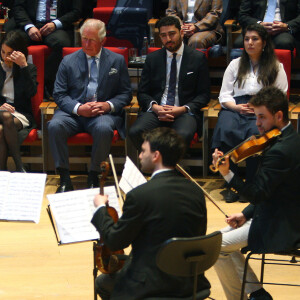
[{"xmin": 0, "ymin": 175, "xmax": 299, "ymax": 299}]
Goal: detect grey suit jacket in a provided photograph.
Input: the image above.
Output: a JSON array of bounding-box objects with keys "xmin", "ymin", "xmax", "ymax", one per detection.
[
  {"xmin": 53, "ymin": 48, "xmax": 132, "ymax": 138},
  {"xmin": 230, "ymin": 124, "xmax": 300, "ymax": 253},
  {"xmin": 166, "ymin": 0, "xmax": 224, "ymax": 35},
  {"xmin": 92, "ymin": 170, "xmax": 210, "ymax": 299}
]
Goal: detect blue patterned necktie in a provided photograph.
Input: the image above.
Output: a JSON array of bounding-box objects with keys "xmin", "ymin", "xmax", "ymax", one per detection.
[
  {"xmin": 263, "ymin": 0, "xmax": 276, "ymax": 22},
  {"xmin": 86, "ymin": 57, "xmax": 98, "ymax": 101},
  {"xmin": 166, "ymin": 53, "xmax": 177, "ymax": 106}
]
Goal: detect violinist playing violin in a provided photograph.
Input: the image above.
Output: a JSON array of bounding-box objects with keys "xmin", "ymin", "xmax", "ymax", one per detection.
[
  {"xmin": 212, "ymin": 87, "xmax": 300, "ymax": 300},
  {"xmin": 91, "ymin": 127, "xmax": 209, "ymax": 300}
]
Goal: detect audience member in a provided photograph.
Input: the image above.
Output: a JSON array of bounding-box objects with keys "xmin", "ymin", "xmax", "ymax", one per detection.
[
  {"xmin": 7, "ymin": 0, "xmax": 82, "ymax": 98},
  {"xmin": 211, "ymin": 24, "xmax": 288, "ymax": 203},
  {"xmin": 234, "ymin": 0, "xmax": 300, "ymax": 51},
  {"xmin": 166, "ymin": 0, "xmax": 224, "ymax": 48},
  {"xmin": 48, "ymin": 19, "xmax": 132, "ymax": 193},
  {"xmin": 212, "ymin": 86, "xmax": 300, "ymax": 300},
  {"xmin": 0, "ymin": 31, "xmax": 37, "ymax": 172},
  {"xmin": 92, "ymin": 127, "xmax": 209, "ymax": 300},
  {"xmin": 129, "ymin": 16, "xmax": 210, "ymax": 151}
]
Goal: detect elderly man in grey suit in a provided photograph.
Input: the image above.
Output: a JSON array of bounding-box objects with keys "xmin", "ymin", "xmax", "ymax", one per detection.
[{"xmin": 48, "ymin": 18, "xmax": 132, "ymax": 193}]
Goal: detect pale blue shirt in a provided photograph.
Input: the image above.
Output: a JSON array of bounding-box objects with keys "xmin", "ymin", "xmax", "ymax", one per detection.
[{"xmin": 24, "ymin": 0, "xmax": 62, "ymax": 32}]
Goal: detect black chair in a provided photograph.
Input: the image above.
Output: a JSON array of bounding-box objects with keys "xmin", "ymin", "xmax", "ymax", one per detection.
[
  {"xmin": 240, "ymin": 248, "xmax": 300, "ymax": 300},
  {"xmin": 144, "ymin": 231, "xmax": 222, "ymax": 300}
]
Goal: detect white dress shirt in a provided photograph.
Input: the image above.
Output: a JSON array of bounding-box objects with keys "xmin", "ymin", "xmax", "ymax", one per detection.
[{"xmin": 219, "ymin": 57, "xmax": 288, "ymax": 107}]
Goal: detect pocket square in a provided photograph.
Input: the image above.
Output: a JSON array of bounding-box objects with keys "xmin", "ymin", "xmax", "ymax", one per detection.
[
  {"xmin": 109, "ymin": 68, "xmax": 118, "ymax": 75},
  {"xmin": 187, "ymin": 72, "xmax": 194, "ymax": 75}
]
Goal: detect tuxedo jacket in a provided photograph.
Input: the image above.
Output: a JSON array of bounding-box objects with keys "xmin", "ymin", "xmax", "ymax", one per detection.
[
  {"xmin": 238, "ymin": 0, "xmax": 300, "ymax": 37},
  {"xmin": 137, "ymin": 45, "xmax": 210, "ymax": 126},
  {"xmin": 53, "ymin": 48, "xmax": 132, "ymax": 138},
  {"xmin": 13, "ymin": 0, "xmax": 82, "ymax": 30},
  {"xmin": 166, "ymin": 0, "xmax": 224, "ymax": 35},
  {"xmin": 91, "ymin": 170, "xmax": 210, "ymax": 300},
  {"xmin": 230, "ymin": 124, "xmax": 300, "ymax": 253}
]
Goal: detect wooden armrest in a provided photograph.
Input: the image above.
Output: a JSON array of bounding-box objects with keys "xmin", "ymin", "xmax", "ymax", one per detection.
[
  {"xmin": 148, "ymin": 18, "xmax": 159, "ymax": 26},
  {"xmin": 289, "ymin": 103, "xmax": 300, "ymax": 120},
  {"xmin": 40, "ymin": 101, "xmax": 57, "ymax": 116},
  {"xmin": 224, "ymin": 19, "xmax": 237, "ymax": 27}
]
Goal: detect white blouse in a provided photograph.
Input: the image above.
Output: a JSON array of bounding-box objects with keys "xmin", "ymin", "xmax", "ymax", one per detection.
[{"xmin": 219, "ymin": 57, "xmax": 288, "ymax": 107}]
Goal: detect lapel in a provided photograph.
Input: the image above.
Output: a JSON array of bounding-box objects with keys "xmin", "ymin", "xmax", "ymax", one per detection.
[
  {"xmin": 160, "ymin": 49, "xmax": 167, "ymax": 92},
  {"xmin": 178, "ymin": 45, "xmax": 188, "ymax": 91},
  {"xmin": 0, "ymin": 65, "xmax": 5, "ymax": 92},
  {"xmin": 97, "ymin": 48, "xmax": 111, "ymax": 97},
  {"xmin": 194, "ymin": 0, "xmax": 204, "ymax": 12},
  {"xmin": 77, "ymin": 49, "xmax": 89, "ymax": 87},
  {"xmin": 279, "ymin": 0, "xmax": 286, "ymax": 20},
  {"xmin": 181, "ymin": 0, "xmax": 188, "ymax": 19}
]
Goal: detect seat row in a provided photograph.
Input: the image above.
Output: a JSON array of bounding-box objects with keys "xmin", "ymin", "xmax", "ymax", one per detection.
[{"xmin": 20, "ymin": 46, "xmax": 300, "ymax": 176}]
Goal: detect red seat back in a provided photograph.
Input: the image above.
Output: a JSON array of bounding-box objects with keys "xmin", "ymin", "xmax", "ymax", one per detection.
[
  {"xmin": 274, "ymin": 49, "xmax": 291, "ymax": 98},
  {"xmin": 28, "ymin": 45, "xmax": 45, "ymax": 129},
  {"xmin": 62, "ymin": 47, "xmax": 129, "ymax": 66}
]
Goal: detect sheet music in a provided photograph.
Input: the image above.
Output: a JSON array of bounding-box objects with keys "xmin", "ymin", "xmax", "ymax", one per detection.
[
  {"xmin": 0, "ymin": 172, "xmax": 46, "ymax": 223},
  {"xmin": 119, "ymin": 156, "xmax": 147, "ymax": 194},
  {"xmin": 47, "ymin": 186, "xmax": 121, "ymax": 244}
]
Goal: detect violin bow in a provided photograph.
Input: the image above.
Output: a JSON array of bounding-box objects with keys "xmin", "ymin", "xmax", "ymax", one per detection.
[
  {"xmin": 176, "ymin": 164, "xmax": 228, "ymax": 218},
  {"xmin": 109, "ymin": 154, "xmax": 125, "ymax": 204}
]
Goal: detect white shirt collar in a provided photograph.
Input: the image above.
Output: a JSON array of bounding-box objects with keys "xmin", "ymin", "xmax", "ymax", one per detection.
[
  {"xmin": 166, "ymin": 42, "xmax": 184, "ymax": 58},
  {"xmin": 151, "ymin": 168, "xmax": 174, "ymax": 179},
  {"xmin": 86, "ymin": 48, "xmax": 102, "ymax": 60}
]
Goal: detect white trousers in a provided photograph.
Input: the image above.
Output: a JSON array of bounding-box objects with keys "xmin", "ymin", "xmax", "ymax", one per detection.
[{"xmin": 214, "ymin": 220, "xmax": 262, "ymax": 300}]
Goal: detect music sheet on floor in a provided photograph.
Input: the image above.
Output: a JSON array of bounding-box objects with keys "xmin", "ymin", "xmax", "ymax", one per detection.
[
  {"xmin": 119, "ymin": 156, "xmax": 147, "ymax": 194},
  {"xmin": 47, "ymin": 186, "xmax": 121, "ymax": 244},
  {"xmin": 0, "ymin": 171, "xmax": 46, "ymax": 223}
]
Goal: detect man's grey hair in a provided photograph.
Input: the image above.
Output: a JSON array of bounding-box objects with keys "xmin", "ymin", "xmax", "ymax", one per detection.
[{"xmin": 80, "ymin": 19, "xmax": 106, "ymax": 41}]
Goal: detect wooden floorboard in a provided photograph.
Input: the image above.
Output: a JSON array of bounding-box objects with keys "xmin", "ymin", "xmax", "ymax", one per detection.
[{"xmin": 0, "ymin": 175, "xmax": 299, "ymax": 299}]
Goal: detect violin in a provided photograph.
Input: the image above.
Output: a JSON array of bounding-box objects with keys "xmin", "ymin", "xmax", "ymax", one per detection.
[
  {"xmin": 94, "ymin": 161, "xmax": 125, "ymax": 274},
  {"xmin": 210, "ymin": 128, "xmax": 281, "ymax": 173}
]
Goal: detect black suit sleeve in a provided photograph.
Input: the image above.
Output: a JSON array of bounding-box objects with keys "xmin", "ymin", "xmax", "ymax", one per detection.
[
  {"xmin": 91, "ymin": 192, "xmax": 143, "ymax": 251},
  {"xmin": 229, "ymin": 145, "xmax": 291, "ymax": 206},
  {"xmin": 14, "ymin": 0, "xmax": 35, "ymax": 28},
  {"xmin": 56, "ymin": 0, "xmax": 82, "ymax": 29}
]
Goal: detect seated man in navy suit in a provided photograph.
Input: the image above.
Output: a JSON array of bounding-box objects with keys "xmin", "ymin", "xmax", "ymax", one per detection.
[
  {"xmin": 48, "ymin": 18, "xmax": 132, "ymax": 193},
  {"xmin": 129, "ymin": 16, "xmax": 210, "ymax": 152}
]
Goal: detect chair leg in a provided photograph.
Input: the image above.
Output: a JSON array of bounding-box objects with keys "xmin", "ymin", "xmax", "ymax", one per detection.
[
  {"xmin": 259, "ymin": 254, "xmax": 265, "ymax": 284},
  {"xmin": 240, "ymin": 252, "xmax": 252, "ymax": 300}
]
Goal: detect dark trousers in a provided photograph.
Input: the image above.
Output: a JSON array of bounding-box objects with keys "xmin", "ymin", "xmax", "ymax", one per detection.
[
  {"xmin": 129, "ymin": 111, "xmax": 198, "ymax": 151},
  {"xmin": 48, "ymin": 109, "xmax": 116, "ymax": 172},
  {"xmin": 16, "ymin": 27, "xmax": 73, "ymax": 94}
]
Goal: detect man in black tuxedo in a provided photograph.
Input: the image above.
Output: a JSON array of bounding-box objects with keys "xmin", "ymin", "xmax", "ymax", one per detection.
[
  {"xmin": 129, "ymin": 16, "xmax": 210, "ymax": 151},
  {"xmin": 9, "ymin": 0, "xmax": 82, "ymax": 96},
  {"xmin": 91, "ymin": 127, "xmax": 209, "ymax": 300},
  {"xmin": 234, "ymin": 0, "xmax": 300, "ymax": 51},
  {"xmin": 212, "ymin": 87, "xmax": 300, "ymax": 300}
]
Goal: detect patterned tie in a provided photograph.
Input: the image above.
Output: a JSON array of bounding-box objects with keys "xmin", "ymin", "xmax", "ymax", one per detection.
[
  {"xmin": 263, "ymin": 0, "xmax": 276, "ymax": 22},
  {"xmin": 166, "ymin": 53, "xmax": 177, "ymax": 106},
  {"xmin": 86, "ymin": 57, "xmax": 98, "ymax": 101},
  {"xmin": 46, "ymin": 0, "xmax": 52, "ymax": 21}
]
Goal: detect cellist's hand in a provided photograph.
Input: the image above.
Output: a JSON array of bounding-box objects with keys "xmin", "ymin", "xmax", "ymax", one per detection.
[
  {"xmin": 212, "ymin": 148, "xmax": 230, "ymax": 177},
  {"xmin": 94, "ymin": 194, "xmax": 108, "ymax": 207}
]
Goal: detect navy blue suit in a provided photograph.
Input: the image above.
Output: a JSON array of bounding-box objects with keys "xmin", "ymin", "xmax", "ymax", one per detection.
[{"xmin": 48, "ymin": 48, "xmax": 132, "ymax": 172}]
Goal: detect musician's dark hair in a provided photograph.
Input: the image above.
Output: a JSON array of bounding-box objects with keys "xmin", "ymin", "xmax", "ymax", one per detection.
[
  {"xmin": 157, "ymin": 16, "xmax": 181, "ymax": 32},
  {"xmin": 236, "ymin": 24, "xmax": 279, "ymax": 88},
  {"xmin": 2, "ymin": 31, "xmax": 28, "ymax": 60},
  {"xmin": 250, "ymin": 87, "xmax": 289, "ymax": 122},
  {"xmin": 142, "ymin": 127, "xmax": 185, "ymax": 167}
]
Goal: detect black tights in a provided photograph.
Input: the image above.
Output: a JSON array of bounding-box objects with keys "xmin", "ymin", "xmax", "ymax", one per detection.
[{"xmin": 0, "ymin": 111, "xmax": 23, "ymax": 171}]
